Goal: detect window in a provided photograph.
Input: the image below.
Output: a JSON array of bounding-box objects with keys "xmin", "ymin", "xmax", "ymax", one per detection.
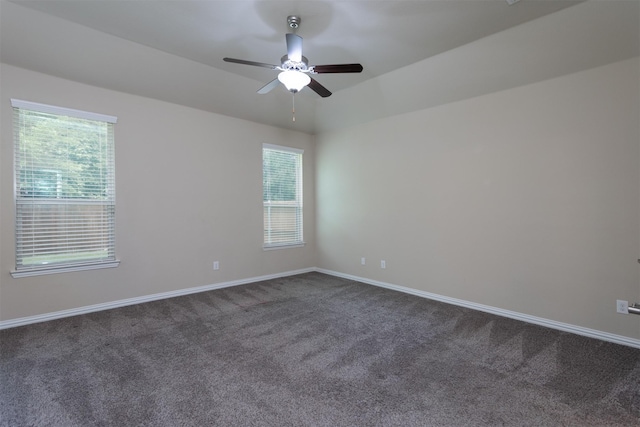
[
  {"xmin": 263, "ymin": 144, "xmax": 303, "ymax": 248},
  {"xmin": 11, "ymin": 99, "xmax": 118, "ymax": 277}
]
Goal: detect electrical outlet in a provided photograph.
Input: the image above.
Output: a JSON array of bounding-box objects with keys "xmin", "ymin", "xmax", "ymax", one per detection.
[
  {"xmin": 361, "ymin": 257, "xmax": 366, "ymax": 265},
  {"xmin": 381, "ymin": 260, "xmax": 386, "ymax": 269},
  {"xmin": 616, "ymin": 299, "xmax": 628, "ymax": 314},
  {"xmin": 213, "ymin": 261, "xmax": 219, "ymax": 270}
]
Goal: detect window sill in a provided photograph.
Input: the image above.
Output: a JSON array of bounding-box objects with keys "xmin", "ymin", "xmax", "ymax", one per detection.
[
  {"xmin": 263, "ymin": 242, "xmax": 306, "ymax": 251},
  {"xmin": 11, "ymin": 260, "xmax": 120, "ymax": 278}
]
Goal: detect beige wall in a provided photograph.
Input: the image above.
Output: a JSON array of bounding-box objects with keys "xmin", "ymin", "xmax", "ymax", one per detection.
[
  {"xmin": 0, "ymin": 63, "xmax": 316, "ymax": 321},
  {"xmin": 316, "ymin": 58, "xmax": 640, "ymax": 340},
  {"xmin": 1, "ymin": 57, "xmax": 639, "ymax": 342}
]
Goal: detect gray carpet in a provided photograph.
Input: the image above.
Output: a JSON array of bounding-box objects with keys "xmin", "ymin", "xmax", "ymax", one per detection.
[{"xmin": 1, "ymin": 272, "xmax": 639, "ymax": 426}]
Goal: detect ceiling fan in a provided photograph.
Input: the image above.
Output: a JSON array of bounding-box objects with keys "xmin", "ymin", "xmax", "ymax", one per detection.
[{"xmin": 223, "ymin": 15, "xmax": 363, "ymax": 99}]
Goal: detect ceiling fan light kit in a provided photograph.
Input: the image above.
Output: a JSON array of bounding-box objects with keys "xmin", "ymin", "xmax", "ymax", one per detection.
[
  {"xmin": 223, "ymin": 14, "xmax": 363, "ymax": 120},
  {"xmin": 278, "ymin": 70, "xmax": 311, "ymax": 93}
]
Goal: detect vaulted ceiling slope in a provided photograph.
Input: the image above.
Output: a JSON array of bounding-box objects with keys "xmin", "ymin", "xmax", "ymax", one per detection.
[{"xmin": 1, "ymin": 0, "xmax": 638, "ymax": 134}]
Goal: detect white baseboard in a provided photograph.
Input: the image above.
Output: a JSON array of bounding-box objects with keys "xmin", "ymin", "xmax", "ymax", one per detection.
[
  {"xmin": 317, "ymin": 268, "xmax": 640, "ymax": 349},
  {"xmin": 0, "ymin": 267, "xmax": 315, "ymax": 330},
  {"xmin": 3, "ymin": 266, "xmax": 639, "ymax": 349}
]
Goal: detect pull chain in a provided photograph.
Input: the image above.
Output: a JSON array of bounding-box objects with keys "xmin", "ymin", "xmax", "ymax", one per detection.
[{"xmin": 292, "ymin": 93, "xmax": 296, "ymax": 122}]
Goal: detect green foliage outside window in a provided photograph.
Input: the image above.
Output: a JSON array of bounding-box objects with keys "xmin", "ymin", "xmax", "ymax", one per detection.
[
  {"xmin": 17, "ymin": 110, "xmax": 111, "ymax": 200},
  {"xmin": 263, "ymin": 149, "xmax": 299, "ymax": 202}
]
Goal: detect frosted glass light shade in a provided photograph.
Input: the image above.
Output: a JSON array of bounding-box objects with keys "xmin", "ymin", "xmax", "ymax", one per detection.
[{"xmin": 278, "ymin": 70, "xmax": 311, "ymax": 93}]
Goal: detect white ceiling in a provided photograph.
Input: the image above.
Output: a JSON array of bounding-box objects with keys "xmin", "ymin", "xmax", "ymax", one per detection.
[{"xmin": 1, "ymin": 0, "xmax": 638, "ymax": 134}]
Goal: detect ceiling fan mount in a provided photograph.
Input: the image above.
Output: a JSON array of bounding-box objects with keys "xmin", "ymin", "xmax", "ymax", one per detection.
[
  {"xmin": 287, "ymin": 15, "xmax": 301, "ymax": 29},
  {"xmin": 223, "ymin": 15, "xmax": 363, "ymax": 98}
]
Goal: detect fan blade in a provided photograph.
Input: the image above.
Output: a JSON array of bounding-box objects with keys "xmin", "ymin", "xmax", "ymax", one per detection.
[
  {"xmin": 223, "ymin": 57, "xmax": 279, "ymax": 69},
  {"xmin": 257, "ymin": 78, "xmax": 280, "ymax": 94},
  {"xmin": 286, "ymin": 33, "xmax": 303, "ymax": 62},
  {"xmin": 311, "ymin": 63, "xmax": 363, "ymax": 74},
  {"xmin": 308, "ymin": 78, "xmax": 332, "ymax": 98}
]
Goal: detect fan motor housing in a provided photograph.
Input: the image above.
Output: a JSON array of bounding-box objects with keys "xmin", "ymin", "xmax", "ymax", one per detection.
[{"xmin": 281, "ymin": 55, "xmax": 309, "ymax": 72}]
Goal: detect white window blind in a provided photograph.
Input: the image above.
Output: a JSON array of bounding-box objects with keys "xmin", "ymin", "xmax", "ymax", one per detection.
[
  {"xmin": 263, "ymin": 144, "xmax": 303, "ymax": 248},
  {"xmin": 12, "ymin": 99, "xmax": 118, "ymax": 277}
]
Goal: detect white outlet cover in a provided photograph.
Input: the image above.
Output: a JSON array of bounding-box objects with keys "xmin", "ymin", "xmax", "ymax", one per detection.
[{"xmin": 616, "ymin": 299, "xmax": 628, "ymax": 314}]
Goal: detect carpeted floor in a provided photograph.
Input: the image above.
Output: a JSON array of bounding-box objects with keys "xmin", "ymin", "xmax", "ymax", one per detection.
[{"xmin": 1, "ymin": 272, "xmax": 639, "ymax": 426}]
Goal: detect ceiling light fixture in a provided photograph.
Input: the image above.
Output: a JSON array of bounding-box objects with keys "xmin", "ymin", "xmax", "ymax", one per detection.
[
  {"xmin": 278, "ymin": 70, "xmax": 311, "ymax": 122},
  {"xmin": 223, "ymin": 14, "xmax": 363, "ymax": 123},
  {"xmin": 277, "ymin": 70, "xmax": 311, "ymax": 93}
]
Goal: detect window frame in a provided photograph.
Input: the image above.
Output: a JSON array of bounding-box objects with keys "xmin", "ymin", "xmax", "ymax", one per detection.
[
  {"xmin": 11, "ymin": 99, "xmax": 119, "ymax": 278},
  {"xmin": 262, "ymin": 143, "xmax": 304, "ymax": 250}
]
